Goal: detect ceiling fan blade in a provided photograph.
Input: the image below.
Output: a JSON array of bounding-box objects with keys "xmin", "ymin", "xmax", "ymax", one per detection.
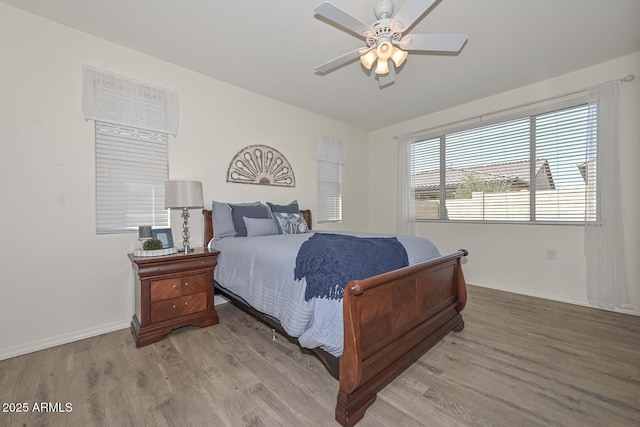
[
  {"xmin": 314, "ymin": 2, "xmax": 371, "ymax": 37},
  {"xmin": 400, "ymin": 34, "xmax": 468, "ymax": 52},
  {"xmin": 315, "ymin": 47, "xmax": 368, "ymax": 74},
  {"xmin": 378, "ymin": 61, "xmax": 396, "ymax": 88},
  {"xmin": 391, "ymin": 0, "xmax": 437, "ymax": 33}
]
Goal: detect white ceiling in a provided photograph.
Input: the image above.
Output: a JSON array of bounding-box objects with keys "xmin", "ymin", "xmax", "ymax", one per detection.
[{"xmin": 3, "ymin": 0, "xmax": 640, "ymax": 131}]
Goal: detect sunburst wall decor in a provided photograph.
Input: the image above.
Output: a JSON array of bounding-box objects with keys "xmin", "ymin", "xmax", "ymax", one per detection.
[{"xmin": 226, "ymin": 145, "xmax": 295, "ymax": 187}]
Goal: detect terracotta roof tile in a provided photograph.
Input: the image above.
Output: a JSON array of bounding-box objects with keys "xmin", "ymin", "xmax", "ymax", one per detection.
[{"xmin": 412, "ymin": 159, "xmax": 551, "ymax": 189}]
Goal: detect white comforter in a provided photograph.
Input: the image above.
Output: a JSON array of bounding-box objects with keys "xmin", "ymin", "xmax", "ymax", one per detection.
[{"xmin": 209, "ymin": 231, "xmax": 441, "ymax": 357}]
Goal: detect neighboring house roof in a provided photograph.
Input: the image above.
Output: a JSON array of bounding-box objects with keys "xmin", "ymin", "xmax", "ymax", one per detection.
[
  {"xmin": 412, "ymin": 159, "xmax": 555, "ymax": 190},
  {"xmin": 577, "ymin": 156, "xmax": 597, "ymax": 183}
]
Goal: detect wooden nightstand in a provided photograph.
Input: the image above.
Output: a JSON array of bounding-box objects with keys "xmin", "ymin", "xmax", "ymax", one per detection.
[{"xmin": 129, "ymin": 248, "xmax": 219, "ymax": 347}]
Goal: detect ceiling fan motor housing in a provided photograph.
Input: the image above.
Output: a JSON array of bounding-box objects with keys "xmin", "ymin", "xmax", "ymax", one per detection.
[{"xmin": 366, "ymin": 18, "xmax": 402, "ymax": 48}]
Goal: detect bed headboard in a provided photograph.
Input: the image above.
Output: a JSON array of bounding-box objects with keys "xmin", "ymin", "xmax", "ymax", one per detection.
[{"xmin": 203, "ymin": 208, "xmax": 313, "ymax": 247}]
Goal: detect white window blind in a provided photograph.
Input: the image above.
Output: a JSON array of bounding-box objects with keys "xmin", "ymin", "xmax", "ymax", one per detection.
[
  {"xmin": 96, "ymin": 121, "xmax": 169, "ymax": 234},
  {"xmin": 410, "ymin": 103, "xmax": 597, "ymax": 223},
  {"xmin": 317, "ymin": 160, "xmax": 342, "ymax": 223},
  {"xmin": 314, "ymin": 133, "xmax": 345, "ymax": 223}
]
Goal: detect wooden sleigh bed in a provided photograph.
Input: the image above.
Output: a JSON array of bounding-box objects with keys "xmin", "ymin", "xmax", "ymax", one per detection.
[{"xmin": 203, "ymin": 209, "xmax": 468, "ymax": 427}]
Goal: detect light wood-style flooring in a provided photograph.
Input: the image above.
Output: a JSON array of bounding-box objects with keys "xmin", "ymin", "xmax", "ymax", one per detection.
[{"xmin": 1, "ymin": 285, "xmax": 639, "ymax": 426}]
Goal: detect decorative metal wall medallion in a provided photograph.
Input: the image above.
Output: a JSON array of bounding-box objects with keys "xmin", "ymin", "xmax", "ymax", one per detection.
[{"xmin": 227, "ymin": 145, "xmax": 295, "ymax": 187}]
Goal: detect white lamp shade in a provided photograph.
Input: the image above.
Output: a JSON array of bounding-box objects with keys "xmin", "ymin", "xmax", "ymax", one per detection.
[
  {"xmin": 164, "ymin": 180, "xmax": 204, "ymax": 209},
  {"xmin": 391, "ymin": 47, "xmax": 408, "ymax": 67},
  {"xmin": 360, "ymin": 50, "xmax": 377, "ymax": 70},
  {"xmin": 375, "ymin": 58, "xmax": 390, "ymax": 75}
]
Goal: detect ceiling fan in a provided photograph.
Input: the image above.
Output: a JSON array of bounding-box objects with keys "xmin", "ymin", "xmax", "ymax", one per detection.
[{"xmin": 314, "ymin": 0, "xmax": 468, "ymax": 87}]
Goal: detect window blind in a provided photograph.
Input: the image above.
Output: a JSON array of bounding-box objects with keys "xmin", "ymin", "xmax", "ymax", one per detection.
[
  {"xmin": 410, "ymin": 103, "xmax": 597, "ymax": 223},
  {"xmin": 96, "ymin": 121, "xmax": 169, "ymax": 234},
  {"xmin": 314, "ymin": 132, "xmax": 345, "ymax": 223},
  {"xmin": 317, "ymin": 160, "xmax": 342, "ymax": 223}
]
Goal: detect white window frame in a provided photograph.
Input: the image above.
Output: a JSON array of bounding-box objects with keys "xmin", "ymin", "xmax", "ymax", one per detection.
[{"xmin": 408, "ymin": 99, "xmax": 599, "ymax": 224}]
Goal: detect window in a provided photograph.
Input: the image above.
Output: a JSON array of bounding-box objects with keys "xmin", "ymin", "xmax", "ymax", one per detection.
[
  {"xmin": 317, "ymin": 160, "xmax": 342, "ymax": 222},
  {"xmin": 96, "ymin": 122, "xmax": 169, "ymax": 234},
  {"xmin": 82, "ymin": 65, "xmax": 179, "ymax": 234},
  {"xmin": 409, "ymin": 102, "xmax": 597, "ymax": 223},
  {"xmin": 314, "ymin": 133, "xmax": 345, "ymax": 223}
]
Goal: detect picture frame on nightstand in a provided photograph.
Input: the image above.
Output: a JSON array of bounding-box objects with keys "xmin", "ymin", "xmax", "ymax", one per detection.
[{"xmin": 152, "ymin": 227, "xmax": 174, "ymax": 249}]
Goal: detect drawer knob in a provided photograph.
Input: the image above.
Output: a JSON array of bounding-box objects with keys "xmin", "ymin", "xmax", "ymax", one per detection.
[
  {"xmin": 173, "ymin": 284, "xmax": 177, "ymax": 289},
  {"xmin": 172, "ymin": 302, "xmax": 189, "ymax": 311},
  {"xmin": 184, "ymin": 282, "xmax": 189, "ymax": 287}
]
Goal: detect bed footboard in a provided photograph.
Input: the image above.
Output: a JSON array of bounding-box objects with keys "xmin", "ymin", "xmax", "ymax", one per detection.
[{"xmin": 336, "ymin": 250, "xmax": 468, "ymax": 426}]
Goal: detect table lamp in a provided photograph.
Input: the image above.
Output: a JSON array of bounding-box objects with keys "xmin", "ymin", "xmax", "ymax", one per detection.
[{"xmin": 165, "ymin": 180, "xmax": 204, "ymax": 253}]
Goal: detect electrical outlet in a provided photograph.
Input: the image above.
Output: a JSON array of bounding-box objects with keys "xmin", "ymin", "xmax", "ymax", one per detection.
[{"xmin": 546, "ymin": 249, "xmax": 556, "ymax": 261}]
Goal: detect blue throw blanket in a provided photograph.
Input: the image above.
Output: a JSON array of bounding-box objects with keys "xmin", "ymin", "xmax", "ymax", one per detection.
[{"xmin": 294, "ymin": 233, "xmax": 409, "ymax": 301}]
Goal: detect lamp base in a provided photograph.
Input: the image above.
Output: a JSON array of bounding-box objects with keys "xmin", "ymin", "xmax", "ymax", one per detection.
[{"xmin": 179, "ymin": 208, "xmax": 196, "ymax": 255}]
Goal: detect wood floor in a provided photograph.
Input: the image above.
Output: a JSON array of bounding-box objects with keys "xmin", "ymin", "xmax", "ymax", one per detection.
[{"xmin": 1, "ymin": 285, "xmax": 639, "ymax": 427}]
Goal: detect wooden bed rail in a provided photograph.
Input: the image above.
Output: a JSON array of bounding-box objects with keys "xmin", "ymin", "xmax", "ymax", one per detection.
[{"xmin": 336, "ymin": 249, "xmax": 468, "ymax": 426}]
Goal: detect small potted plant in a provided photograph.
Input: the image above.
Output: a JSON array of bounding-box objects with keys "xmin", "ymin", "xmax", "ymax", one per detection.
[
  {"xmin": 143, "ymin": 238, "xmax": 164, "ymax": 251},
  {"xmin": 135, "ymin": 237, "xmax": 177, "ymax": 257}
]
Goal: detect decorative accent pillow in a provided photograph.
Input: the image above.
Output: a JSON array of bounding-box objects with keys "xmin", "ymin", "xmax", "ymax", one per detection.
[
  {"xmin": 267, "ymin": 200, "xmax": 300, "ymax": 214},
  {"xmin": 212, "ymin": 200, "xmax": 261, "ymax": 240},
  {"xmin": 274, "ymin": 212, "xmax": 309, "ymax": 235},
  {"xmin": 244, "ymin": 217, "xmax": 280, "ymax": 237},
  {"xmin": 230, "ymin": 203, "xmax": 271, "ymax": 237}
]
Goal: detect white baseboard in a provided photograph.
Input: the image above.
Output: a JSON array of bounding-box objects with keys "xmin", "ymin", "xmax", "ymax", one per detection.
[
  {"xmin": 470, "ymin": 283, "xmax": 640, "ymax": 317},
  {"xmin": 2, "ymin": 299, "xmax": 230, "ymax": 362},
  {"xmin": 0, "ymin": 319, "xmax": 131, "ymax": 362}
]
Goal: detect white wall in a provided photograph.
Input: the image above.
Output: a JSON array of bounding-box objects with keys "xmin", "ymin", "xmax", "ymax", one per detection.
[
  {"xmin": 0, "ymin": 4, "xmax": 369, "ymax": 360},
  {"xmin": 369, "ymin": 52, "xmax": 640, "ymax": 314}
]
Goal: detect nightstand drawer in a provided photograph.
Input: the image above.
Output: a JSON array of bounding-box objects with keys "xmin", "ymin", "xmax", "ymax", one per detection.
[
  {"xmin": 150, "ymin": 293, "xmax": 208, "ymax": 323},
  {"xmin": 180, "ymin": 273, "xmax": 208, "ymax": 296},
  {"xmin": 150, "ymin": 278, "xmax": 182, "ymax": 302},
  {"xmin": 150, "ymin": 273, "xmax": 209, "ymax": 302}
]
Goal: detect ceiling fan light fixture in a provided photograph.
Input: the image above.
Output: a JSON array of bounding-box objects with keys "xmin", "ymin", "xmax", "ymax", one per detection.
[
  {"xmin": 375, "ymin": 58, "xmax": 390, "ymax": 75},
  {"xmin": 314, "ymin": 0, "xmax": 468, "ymax": 87},
  {"xmin": 390, "ymin": 46, "xmax": 408, "ymax": 67},
  {"xmin": 360, "ymin": 50, "xmax": 377, "ymax": 70}
]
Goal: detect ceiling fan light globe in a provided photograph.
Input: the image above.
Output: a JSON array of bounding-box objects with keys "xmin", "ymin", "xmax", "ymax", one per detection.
[
  {"xmin": 376, "ymin": 41, "xmax": 393, "ymax": 60},
  {"xmin": 391, "ymin": 47, "xmax": 408, "ymax": 67},
  {"xmin": 360, "ymin": 50, "xmax": 377, "ymax": 70},
  {"xmin": 375, "ymin": 58, "xmax": 390, "ymax": 75}
]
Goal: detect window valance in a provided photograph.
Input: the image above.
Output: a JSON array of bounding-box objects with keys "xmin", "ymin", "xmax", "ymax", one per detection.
[
  {"xmin": 314, "ymin": 132, "xmax": 345, "ymax": 165},
  {"xmin": 82, "ymin": 65, "xmax": 179, "ymax": 135}
]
